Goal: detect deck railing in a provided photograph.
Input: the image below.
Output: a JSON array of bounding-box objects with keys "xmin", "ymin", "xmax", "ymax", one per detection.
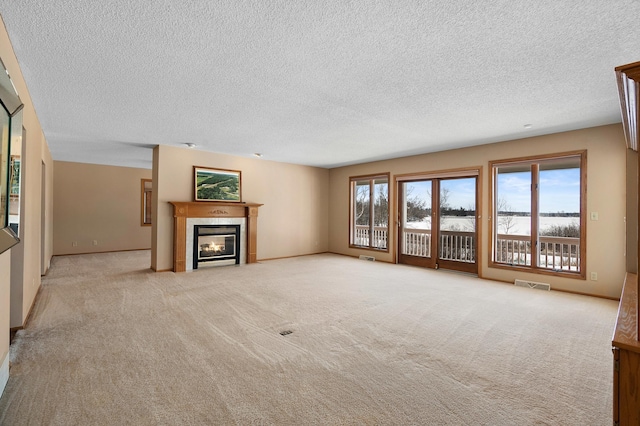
[
  {"xmin": 403, "ymin": 228, "xmax": 431, "ymax": 257},
  {"xmin": 354, "ymin": 225, "xmax": 388, "ymax": 249},
  {"xmin": 402, "ymin": 229, "xmax": 475, "ymax": 263},
  {"xmin": 439, "ymin": 230, "xmax": 475, "ymax": 263},
  {"xmin": 355, "ymin": 227, "xmax": 578, "ymax": 271},
  {"xmin": 495, "ymin": 234, "xmax": 580, "ymax": 271}
]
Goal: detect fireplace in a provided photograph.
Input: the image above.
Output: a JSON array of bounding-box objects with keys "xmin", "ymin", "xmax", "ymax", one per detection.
[
  {"xmin": 170, "ymin": 201, "xmax": 262, "ymax": 272},
  {"xmin": 193, "ymin": 225, "xmax": 241, "ymax": 269}
]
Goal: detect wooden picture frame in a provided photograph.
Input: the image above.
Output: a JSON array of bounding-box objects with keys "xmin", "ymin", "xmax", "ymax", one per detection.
[{"xmin": 194, "ymin": 166, "xmax": 242, "ymax": 202}]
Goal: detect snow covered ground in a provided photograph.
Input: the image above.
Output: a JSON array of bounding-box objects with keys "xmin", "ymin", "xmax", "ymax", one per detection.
[{"xmin": 405, "ymin": 216, "xmax": 578, "ymax": 235}]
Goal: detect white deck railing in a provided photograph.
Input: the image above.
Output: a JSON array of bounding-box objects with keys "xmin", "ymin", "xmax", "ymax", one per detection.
[
  {"xmin": 402, "ymin": 229, "xmax": 475, "ymax": 263},
  {"xmin": 439, "ymin": 230, "xmax": 475, "ymax": 263},
  {"xmin": 403, "ymin": 228, "xmax": 431, "ymax": 257},
  {"xmin": 355, "ymin": 227, "xmax": 578, "ymax": 271},
  {"xmin": 354, "ymin": 225, "xmax": 388, "ymax": 249},
  {"xmin": 495, "ymin": 234, "xmax": 580, "ymax": 272}
]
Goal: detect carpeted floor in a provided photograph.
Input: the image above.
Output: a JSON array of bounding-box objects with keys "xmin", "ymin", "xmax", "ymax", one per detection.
[{"xmin": 0, "ymin": 251, "xmax": 618, "ymax": 425}]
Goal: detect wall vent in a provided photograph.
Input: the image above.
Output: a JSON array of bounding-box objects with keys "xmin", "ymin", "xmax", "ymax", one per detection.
[
  {"xmin": 359, "ymin": 255, "xmax": 375, "ymax": 262},
  {"xmin": 514, "ymin": 279, "xmax": 551, "ymax": 291}
]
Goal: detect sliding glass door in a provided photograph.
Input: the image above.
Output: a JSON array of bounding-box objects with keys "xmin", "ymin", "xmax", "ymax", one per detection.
[
  {"xmin": 399, "ymin": 179, "xmax": 435, "ymax": 268},
  {"xmin": 398, "ymin": 175, "xmax": 478, "ymax": 274}
]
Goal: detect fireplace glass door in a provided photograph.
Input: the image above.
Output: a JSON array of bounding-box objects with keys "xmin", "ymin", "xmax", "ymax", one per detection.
[{"xmin": 193, "ymin": 225, "xmax": 241, "ymax": 269}]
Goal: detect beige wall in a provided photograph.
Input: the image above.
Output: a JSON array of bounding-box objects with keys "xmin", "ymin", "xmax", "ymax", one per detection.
[
  {"xmin": 329, "ymin": 124, "xmax": 627, "ymax": 299},
  {"xmin": 151, "ymin": 145, "xmax": 329, "ymax": 271},
  {"xmin": 53, "ymin": 161, "xmax": 151, "ymax": 255},
  {"xmin": 0, "ymin": 250, "xmax": 9, "ymax": 390},
  {"xmin": 0, "ymin": 13, "xmax": 54, "ymax": 389},
  {"xmin": 10, "ymin": 130, "xmax": 53, "ymax": 328}
]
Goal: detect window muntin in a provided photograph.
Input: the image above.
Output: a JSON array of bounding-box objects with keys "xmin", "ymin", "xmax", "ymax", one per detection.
[
  {"xmin": 491, "ymin": 152, "xmax": 585, "ymax": 277},
  {"xmin": 350, "ymin": 174, "xmax": 389, "ymax": 250}
]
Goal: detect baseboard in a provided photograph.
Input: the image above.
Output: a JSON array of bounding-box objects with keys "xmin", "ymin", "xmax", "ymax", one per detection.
[
  {"xmin": 53, "ymin": 247, "xmax": 151, "ymax": 257},
  {"xmin": 477, "ymin": 276, "xmax": 619, "ymax": 301},
  {"xmin": 0, "ymin": 351, "xmax": 9, "ymax": 398},
  {"xmin": 257, "ymin": 251, "xmax": 329, "ymax": 262},
  {"xmin": 327, "ymin": 251, "xmax": 395, "ymax": 264},
  {"xmin": 9, "ymin": 328, "xmax": 18, "ymax": 344},
  {"xmin": 9, "ymin": 284, "xmax": 43, "ymax": 335},
  {"xmin": 23, "ymin": 284, "xmax": 42, "ymax": 327}
]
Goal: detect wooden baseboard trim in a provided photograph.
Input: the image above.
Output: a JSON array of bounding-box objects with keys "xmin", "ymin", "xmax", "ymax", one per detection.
[
  {"xmin": 551, "ymin": 287, "xmax": 619, "ymax": 301},
  {"xmin": 324, "ymin": 251, "xmax": 395, "ymax": 264},
  {"xmin": 257, "ymin": 252, "xmax": 330, "ymax": 262},
  {"xmin": 10, "ymin": 284, "xmax": 44, "ymax": 342},
  {"xmin": 23, "ymin": 284, "xmax": 43, "ymax": 327},
  {"xmin": 53, "ymin": 247, "xmax": 151, "ymax": 257},
  {"xmin": 9, "ymin": 328, "xmax": 18, "ymax": 344},
  {"xmin": 478, "ymin": 276, "xmax": 619, "ymax": 301}
]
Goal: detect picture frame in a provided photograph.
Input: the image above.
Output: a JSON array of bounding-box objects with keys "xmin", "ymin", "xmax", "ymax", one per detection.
[{"xmin": 194, "ymin": 166, "xmax": 242, "ymax": 202}]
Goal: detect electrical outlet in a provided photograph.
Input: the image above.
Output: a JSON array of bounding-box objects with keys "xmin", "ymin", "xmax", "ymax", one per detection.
[
  {"xmin": 72, "ymin": 241, "xmax": 78, "ymax": 247},
  {"xmin": 590, "ymin": 272, "xmax": 598, "ymax": 281},
  {"xmin": 92, "ymin": 240, "xmax": 98, "ymax": 246}
]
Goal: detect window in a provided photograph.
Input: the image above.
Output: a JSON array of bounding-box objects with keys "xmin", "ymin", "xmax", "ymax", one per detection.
[
  {"xmin": 490, "ymin": 151, "xmax": 586, "ymax": 278},
  {"xmin": 350, "ymin": 174, "xmax": 389, "ymax": 250},
  {"xmin": 141, "ymin": 179, "xmax": 152, "ymax": 226}
]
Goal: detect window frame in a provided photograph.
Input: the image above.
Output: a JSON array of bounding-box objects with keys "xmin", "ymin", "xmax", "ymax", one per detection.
[
  {"xmin": 349, "ymin": 173, "xmax": 390, "ymax": 252},
  {"xmin": 141, "ymin": 178, "xmax": 152, "ymax": 226},
  {"xmin": 489, "ymin": 150, "xmax": 587, "ymax": 279}
]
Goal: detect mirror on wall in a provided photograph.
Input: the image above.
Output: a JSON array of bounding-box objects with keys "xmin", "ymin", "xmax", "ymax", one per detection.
[
  {"xmin": 0, "ymin": 57, "xmax": 24, "ymax": 254},
  {"xmin": 141, "ymin": 179, "xmax": 152, "ymax": 226}
]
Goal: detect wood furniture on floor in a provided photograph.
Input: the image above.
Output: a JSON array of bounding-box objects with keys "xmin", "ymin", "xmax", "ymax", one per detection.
[
  {"xmin": 612, "ymin": 273, "xmax": 640, "ymax": 425},
  {"xmin": 170, "ymin": 201, "xmax": 262, "ymax": 272}
]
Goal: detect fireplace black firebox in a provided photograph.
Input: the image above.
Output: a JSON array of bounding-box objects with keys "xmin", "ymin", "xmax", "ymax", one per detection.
[{"xmin": 193, "ymin": 225, "xmax": 241, "ymax": 269}]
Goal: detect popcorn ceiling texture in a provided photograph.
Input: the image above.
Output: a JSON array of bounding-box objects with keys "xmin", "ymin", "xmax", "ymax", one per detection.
[
  {"xmin": 2, "ymin": 1, "xmax": 640, "ymax": 169},
  {"xmin": 0, "ymin": 251, "xmax": 617, "ymax": 425}
]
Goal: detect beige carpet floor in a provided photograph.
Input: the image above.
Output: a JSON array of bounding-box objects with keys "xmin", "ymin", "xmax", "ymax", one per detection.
[{"xmin": 0, "ymin": 251, "xmax": 618, "ymax": 425}]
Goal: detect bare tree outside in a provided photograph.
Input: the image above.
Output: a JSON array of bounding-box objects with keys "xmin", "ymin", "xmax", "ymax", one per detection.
[
  {"xmin": 497, "ymin": 197, "xmax": 516, "ymax": 235},
  {"xmin": 373, "ymin": 182, "xmax": 388, "ymax": 226},
  {"xmin": 404, "ymin": 185, "xmax": 431, "ymax": 227},
  {"xmin": 354, "ymin": 182, "xmax": 370, "ymax": 225}
]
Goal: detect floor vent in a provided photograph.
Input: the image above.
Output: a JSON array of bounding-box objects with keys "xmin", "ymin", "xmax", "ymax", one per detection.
[
  {"xmin": 359, "ymin": 255, "xmax": 375, "ymax": 261},
  {"xmin": 279, "ymin": 330, "xmax": 293, "ymax": 336},
  {"xmin": 514, "ymin": 279, "xmax": 551, "ymax": 291}
]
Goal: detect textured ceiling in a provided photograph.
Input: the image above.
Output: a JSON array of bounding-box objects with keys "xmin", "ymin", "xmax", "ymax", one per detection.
[{"xmin": 2, "ymin": 1, "xmax": 640, "ymax": 169}]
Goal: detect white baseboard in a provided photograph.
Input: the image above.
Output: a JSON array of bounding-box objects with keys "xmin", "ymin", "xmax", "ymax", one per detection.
[{"xmin": 0, "ymin": 352, "xmax": 9, "ymax": 398}]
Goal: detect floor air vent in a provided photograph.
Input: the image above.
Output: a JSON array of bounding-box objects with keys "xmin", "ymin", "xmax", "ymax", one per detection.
[
  {"xmin": 514, "ymin": 279, "xmax": 551, "ymax": 291},
  {"xmin": 279, "ymin": 330, "xmax": 293, "ymax": 336},
  {"xmin": 359, "ymin": 255, "xmax": 375, "ymax": 261}
]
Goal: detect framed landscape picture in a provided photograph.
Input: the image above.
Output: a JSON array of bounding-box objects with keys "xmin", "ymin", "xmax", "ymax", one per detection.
[{"xmin": 194, "ymin": 166, "xmax": 242, "ymax": 202}]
